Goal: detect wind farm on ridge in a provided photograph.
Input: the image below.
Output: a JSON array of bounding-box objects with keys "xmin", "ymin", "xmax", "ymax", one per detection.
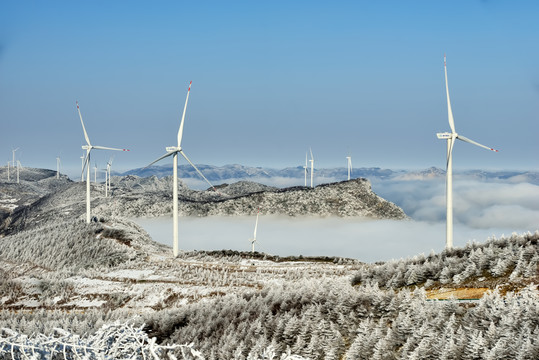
[{"xmin": 31, "ymin": 55, "xmax": 499, "ymax": 254}]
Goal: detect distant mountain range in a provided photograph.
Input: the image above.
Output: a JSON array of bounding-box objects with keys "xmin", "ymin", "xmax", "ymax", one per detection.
[{"xmin": 121, "ymin": 164, "xmax": 539, "ymax": 185}]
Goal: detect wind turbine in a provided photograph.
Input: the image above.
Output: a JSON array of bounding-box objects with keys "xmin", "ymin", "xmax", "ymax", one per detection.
[
  {"xmin": 56, "ymin": 157, "xmax": 61, "ymax": 179},
  {"xmin": 346, "ymin": 155, "xmax": 352, "ymax": 181},
  {"xmin": 145, "ymin": 81, "xmax": 218, "ymax": 257},
  {"xmin": 249, "ymin": 209, "xmax": 260, "ymax": 253},
  {"xmin": 309, "ymin": 148, "xmax": 314, "ymax": 188},
  {"xmin": 303, "ymin": 152, "xmax": 309, "ymax": 187},
  {"xmin": 77, "ymin": 101, "xmax": 129, "ymax": 223},
  {"xmin": 94, "ymin": 163, "xmax": 98, "ymax": 183},
  {"xmin": 104, "ymin": 157, "xmax": 113, "ymax": 197},
  {"xmin": 437, "ymin": 55, "xmax": 498, "ymax": 249}
]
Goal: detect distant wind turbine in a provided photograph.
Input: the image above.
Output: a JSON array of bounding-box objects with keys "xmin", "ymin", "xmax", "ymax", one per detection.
[
  {"xmin": 437, "ymin": 55, "xmax": 498, "ymax": 249},
  {"xmin": 145, "ymin": 81, "xmax": 218, "ymax": 257},
  {"xmin": 77, "ymin": 101, "xmax": 130, "ymax": 223},
  {"xmin": 249, "ymin": 209, "xmax": 260, "ymax": 253},
  {"xmin": 94, "ymin": 163, "xmax": 98, "ymax": 183},
  {"xmin": 346, "ymin": 155, "xmax": 352, "ymax": 181},
  {"xmin": 309, "ymin": 148, "xmax": 314, "ymax": 188},
  {"xmin": 104, "ymin": 157, "xmax": 113, "ymax": 197}
]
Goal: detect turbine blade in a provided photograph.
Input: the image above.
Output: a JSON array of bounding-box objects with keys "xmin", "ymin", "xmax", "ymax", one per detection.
[
  {"xmin": 179, "ymin": 150, "xmax": 219, "ymax": 193},
  {"xmin": 447, "ymin": 137, "xmax": 456, "ymax": 169},
  {"xmin": 444, "ymin": 55, "xmax": 456, "ymax": 134},
  {"xmin": 77, "ymin": 101, "xmax": 92, "ymax": 146},
  {"xmin": 81, "ymin": 151, "xmax": 90, "ymax": 180},
  {"xmin": 92, "ymin": 145, "xmax": 130, "ymax": 152},
  {"xmin": 178, "ymin": 81, "xmax": 192, "ymax": 147},
  {"xmin": 310, "ymin": 147, "xmax": 314, "ymax": 161},
  {"xmin": 254, "ymin": 211, "xmax": 259, "ymax": 238},
  {"xmin": 144, "ymin": 151, "xmax": 175, "ymax": 169},
  {"xmin": 457, "ymin": 135, "xmax": 498, "ymax": 152}
]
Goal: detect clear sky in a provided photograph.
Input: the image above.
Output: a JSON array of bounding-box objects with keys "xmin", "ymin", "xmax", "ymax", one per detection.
[{"xmin": 1, "ymin": 0, "xmax": 538, "ymax": 176}]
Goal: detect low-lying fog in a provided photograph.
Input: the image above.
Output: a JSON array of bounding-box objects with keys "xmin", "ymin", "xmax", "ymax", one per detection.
[{"xmin": 133, "ymin": 177, "xmax": 539, "ymax": 263}]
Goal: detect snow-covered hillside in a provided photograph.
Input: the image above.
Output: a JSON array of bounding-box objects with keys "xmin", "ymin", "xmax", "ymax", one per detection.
[
  {"xmin": 95, "ymin": 177, "xmax": 407, "ymax": 219},
  {"xmin": 1, "ymin": 172, "xmax": 406, "ymax": 236},
  {"xmin": 0, "ymin": 215, "xmax": 537, "ymax": 359},
  {"xmin": 1, "ymin": 166, "xmax": 538, "ymax": 359}
]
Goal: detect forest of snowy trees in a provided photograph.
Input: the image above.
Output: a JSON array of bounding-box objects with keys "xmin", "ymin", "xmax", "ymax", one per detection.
[
  {"xmin": 1, "ymin": 220, "xmax": 537, "ymax": 359},
  {"xmin": 353, "ymin": 232, "xmax": 539, "ymax": 289}
]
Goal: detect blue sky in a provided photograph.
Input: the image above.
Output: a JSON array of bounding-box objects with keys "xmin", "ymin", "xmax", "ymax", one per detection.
[{"xmin": 1, "ymin": 1, "xmax": 538, "ymax": 176}]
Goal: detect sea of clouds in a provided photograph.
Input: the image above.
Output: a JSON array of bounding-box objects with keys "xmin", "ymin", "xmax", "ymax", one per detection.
[{"xmin": 135, "ymin": 176, "xmax": 539, "ymax": 263}]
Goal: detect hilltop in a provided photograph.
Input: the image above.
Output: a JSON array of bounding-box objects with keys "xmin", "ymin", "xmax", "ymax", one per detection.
[{"xmin": 0, "ymin": 169, "xmax": 406, "ymax": 236}]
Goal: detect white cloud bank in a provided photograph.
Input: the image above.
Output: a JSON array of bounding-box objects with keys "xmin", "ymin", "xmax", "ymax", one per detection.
[{"xmin": 135, "ymin": 178, "xmax": 539, "ymax": 263}]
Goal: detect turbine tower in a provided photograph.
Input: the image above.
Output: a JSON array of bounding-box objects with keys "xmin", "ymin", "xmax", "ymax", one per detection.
[
  {"xmin": 56, "ymin": 157, "xmax": 61, "ymax": 179},
  {"xmin": 94, "ymin": 163, "xmax": 98, "ymax": 183},
  {"xmin": 16, "ymin": 160, "xmax": 21, "ymax": 184},
  {"xmin": 77, "ymin": 101, "xmax": 129, "ymax": 223},
  {"xmin": 303, "ymin": 152, "xmax": 308, "ymax": 187},
  {"xmin": 309, "ymin": 148, "xmax": 314, "ymax": 188},
  {"xmin": 249, "ymin": 209, "xmax": 260, "ymax": 253},
  {"xmin": 437, "ymin": 55, "xmax": 498, "ymax": 249},
  {"xmin": 12, "ymin": 148, "xmax": 19, "ymax": 181},
  {"xmin": 145, "ymin": 81, "xmax": 218, "ymax": 257},
  {"xmin": 346, "ymin": 155, "xmax": 352, "ymax": 181}
]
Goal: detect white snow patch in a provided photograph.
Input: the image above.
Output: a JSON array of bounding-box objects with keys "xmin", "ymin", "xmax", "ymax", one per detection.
[
  {"xmin": 106, "ymin": 269, "xmax": 154, "ymax": 280},
  {"xmin": 65, "ymin": 298, "xmax": 107, "ymax": 308}
]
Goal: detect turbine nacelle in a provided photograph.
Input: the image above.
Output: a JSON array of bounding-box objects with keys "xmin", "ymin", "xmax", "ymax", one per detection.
[
  {"xmin": 166, "ymin": 146, "xmax": 181, "ymax": 152},
  {"xmin": 436, "ymin": 132, "xmax": 453, "ymax": 140}
]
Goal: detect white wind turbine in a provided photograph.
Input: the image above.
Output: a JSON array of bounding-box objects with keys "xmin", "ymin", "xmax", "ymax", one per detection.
[
  {"xmin": 104, "ymin": 157, "xmax": 113, "ymax": 197},
  {"xmin": 309, "ymin": 147, "xmax": 314, "ymax": 188},
  {"xmin": 249, "ymin": 209, "xmax": 260, "ymax": 253},
  {"xmin": 346, "ymin": 155, "xmax": 352, "ymax": 181},
  {"xmin": 303, "ymin": 152, "xmax": 309, "ymax": 187},
  {"xmin": 77, "ymin": 101, "xmax": 130, "ymax": 223},
  {"xmin": 145, "ymin": 81, "xmax": 218, "ymax": 257},
  {"xmin": 94, "ymin": 163, "xmax": 98, "ymax": 183},
  {"xmin": 437, "ymin": 55, "xmax": 498, "ymax": 249}
]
